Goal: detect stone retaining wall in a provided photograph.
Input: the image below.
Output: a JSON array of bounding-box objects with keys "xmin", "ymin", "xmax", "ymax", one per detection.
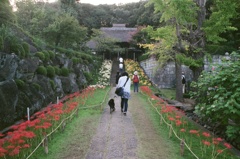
[{"xmin": 140, "ymin": 55, "xmax": 228, "ymax": 88}]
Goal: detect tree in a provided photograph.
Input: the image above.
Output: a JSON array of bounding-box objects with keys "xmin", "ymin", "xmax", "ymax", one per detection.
[
  {"xmin": 44, "ymin": 13, "xmax": 88, "ymax": 48},
  {"xmin": 143, "ymin": 0, "xmax": 238, "ymax": 101},
  {"xmin": 0, "ymin": 0, "xmax": 16, "ymax": 25}
]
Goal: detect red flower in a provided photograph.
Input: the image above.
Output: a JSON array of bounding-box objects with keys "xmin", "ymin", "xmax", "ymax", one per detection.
[
  {"xmin": 202, "ymin": 140, "xmax": 211, "ymax": 146},
  {"xmin": 224, "ymin": 143, "xmax": 231, "ymax": 149},
  {"xmin": 216, "ymin": 138, "xmax": 223, "ymax": 142},
  {"xmin": 189, "ymin": 130, "xmax": 198, "ymax": 134},
  {"xmin": 202, "ymin": 132, "xmax": 211, "ymax": 137},
  {"xmin": 180, "ymin": 129, "xmax": 186, "ymax": 132},
  {"xmin": 0, "ymin": 147, "xmax": 7, "ymax": 157},
  {"xmin": 9, "ymin": 146, "xmax": 21, "ymax": 156},
  {"xmin": 22, "ymin": 144, "xmax": 30, "ymax": 148}
]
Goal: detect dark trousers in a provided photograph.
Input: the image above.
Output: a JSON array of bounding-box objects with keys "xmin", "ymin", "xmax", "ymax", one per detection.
[
  {"xmin": 133, "ymin": 82, "xmax": 139, "ymax": 92},
  {"xmin": 121, "ymin": 98, "xmax": 128, "ymax": 112}
]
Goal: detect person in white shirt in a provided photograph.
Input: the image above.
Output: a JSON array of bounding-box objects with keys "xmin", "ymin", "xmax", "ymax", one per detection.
[
  {"xmin": 119, "ymin": 63, "xmax": 123, "ymax": 73},
  {"xmin": 119, "ymin": 57, "xmax": 123, "ymax": 63},
  {"xmin": 116, "ymin": 72, "xmax": 131, "ymax": 115}
]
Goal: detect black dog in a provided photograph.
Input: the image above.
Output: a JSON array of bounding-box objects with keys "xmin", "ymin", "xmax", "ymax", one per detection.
[{"xmin": 108, "ymin": 98, "xmax": 115, "ymax": 114}]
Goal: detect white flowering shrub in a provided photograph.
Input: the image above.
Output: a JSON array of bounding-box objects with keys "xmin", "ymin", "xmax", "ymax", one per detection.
[{"xmin": 96, "ymin": 60, "xmax": 112, "ymax": 86}]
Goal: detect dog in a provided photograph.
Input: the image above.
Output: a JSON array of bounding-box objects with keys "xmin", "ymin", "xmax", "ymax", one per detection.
[{"xmin": 108, "ymin": 98, "xmax": 115, "ymax": 114}]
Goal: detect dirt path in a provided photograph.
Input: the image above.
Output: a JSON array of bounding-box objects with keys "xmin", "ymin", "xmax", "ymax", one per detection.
[{"xmin": 85, "ymin": 87, "xmax": 182, "ymax": 159}]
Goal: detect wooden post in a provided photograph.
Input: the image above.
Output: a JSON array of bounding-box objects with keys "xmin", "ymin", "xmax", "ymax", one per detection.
[
  {"xmin": 43, "ymin": 135, "xmax": 48, "ymax": 154},
  {"xmin": 180, "ymin": 139, "xmax": 185, "ymax": 156},
  {"xmin": 62, "ymin": 120, "xmax": 66, "ymax": 132}
]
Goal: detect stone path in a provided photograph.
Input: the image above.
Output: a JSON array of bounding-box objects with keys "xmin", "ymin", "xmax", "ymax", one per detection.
[{"xmin": 85, "ymin": 88, "xmax": 138, "ymax": 159}]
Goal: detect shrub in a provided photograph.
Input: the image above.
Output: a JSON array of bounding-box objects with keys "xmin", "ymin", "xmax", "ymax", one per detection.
[
  {"xmin": 48, "ymin": 51, "xmax": 55, "ymax": 59},
  {"xmin": 72, "ymin": 57, "xmax": 79, "ymax": 65},
  {"xmin": 46, "ymin": 65, "xmax": 55, "ymax": 78},
  {"xmin": 84, "ymin": 72, "xmax": 93, "ymax": 84},
  {"xmin": 15, "ymin": 79, "xmax": 25, "ymax": 89},
  {"xmin": 35, "ymin": 52, "xmax": 45, "ymax": 61},
  {"xmin": 43, "ymin": 51, "xmax": 50, "ymax": 61},
  {"xmin": 54, "ymin": 66, "xmax": 61, "ymax": 75},
  {"xmin": 0, "ymin": 36, "xmax": 3, "ymax": 51},
  {"xmin": 49, "ymin": 80, "xmax": 55, "ymax": 90},
  {"xmin": 61, "ymin": 67, "xmax": 69, "ymax": 76},
  {"xmin": 36, "ymin": 66, "xmax": 47, "ymax": 76},
  {"xmin": 22, "ymin": 42, "xmax": 29, "ymax": 57},
  {"xmin": 32, "ymin": 83, "xmax": 41, "ymax": 91}
]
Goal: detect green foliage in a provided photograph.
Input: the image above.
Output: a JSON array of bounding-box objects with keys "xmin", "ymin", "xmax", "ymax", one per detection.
[
  {"xmin": 44, "ymin": 13, "xmax": 88, "ymax": 48},
  {"xmin": 35, "ymin": 52, "xmax": 45, "ymax": 61},
  {"xmin": 203, "ymin": 0, "xmax": 238, "ymax": 44},
  {"xmin": 191, "ymin": 52, "xmax": 240, "ymax": 143},
  {"xmin": 22, "ymin": 42, "xmax": 30, "ymax": 57},
  {"xmin": 15, "ymin": 79, "xmax": 25, "ymax": 89},
  {"xmin": 48, "ymin": 51, "xmax": 55, "ymax": 59},
  {"xmin": 43, "ymin": 51, "xmax": 50, "ymax": 61},
  {"xmin": 176, "ymin": 54, "xmax": 203, "ymax": 69},
  {"xmin": 138, "ymin": 53, "xmax": 150, "ymax": 61},
  {"xmin": 46, "ymin": 65, "xmax": 55, "ymax": 78},
  {"xmin": 0, "ymin": 35, "xmax": 3, "ymax": 50},
  {"xmin": 36, "ymin": 66, "xmax": 47, "ymax": 76},
  {"xmin": 54, "ymin": 66, "xmax": 61, "ymax": 75},
  {"xmin": 32, "ymin": 82, "xmax": 41, "ymax": 91},
  {"xmin": 83, "ymin": 72, "xmax": 93, "ymax": 84},
  {"xmin": 49, "ymin": 80, "xmax": 55, "ymax": 90},
  {"xmin": 0, "ymin": 0, "xmax": 16, "ymax": 25},
  {"xmin": 61, "ymin": 67, "xmax": 69, "ymax": 76},
  {"xmin": 72, "ymin": 57, "xmax": 80, "ymax": 65}
]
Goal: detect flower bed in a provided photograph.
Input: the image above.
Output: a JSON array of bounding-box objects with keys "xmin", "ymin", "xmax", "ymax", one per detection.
[
  {"xmin": 0, "ymin": 87, "xmax": 95, "ymax": 159},
  {"xmin": 124, "ymin": 59, "xmax": 152, "ymax": 86},
  {"xmin": 140, "ymin": 86, "xmax": 238, "ymax": 159}
]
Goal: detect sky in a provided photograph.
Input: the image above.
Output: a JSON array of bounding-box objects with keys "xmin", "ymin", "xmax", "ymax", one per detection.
[
  {"xmin": 80, "ymin": 0, "xmax": 142, "ymax": 5},
  {"xmin": 47, "ymin": 0, "xmax": 142, "ymax": 5}
]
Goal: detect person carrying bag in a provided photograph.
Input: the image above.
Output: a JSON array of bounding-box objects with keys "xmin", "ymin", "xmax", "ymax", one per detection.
[{"xmin": 116, "ymin": 72, "xmax": 131, "ymax": 115}]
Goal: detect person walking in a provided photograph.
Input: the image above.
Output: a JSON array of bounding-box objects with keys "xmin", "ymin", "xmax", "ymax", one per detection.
[
  {"xmin": 182, "ymin": 72, "xmax": 186, "ymax": 93},
  {"xmin": 116, "ymin": 72, "xmax": 131, "ymax": 116},
  {"xmin": 119, "ymin": 62, "xmax": 123, "ymax": 73},
  {"xmin": 115, "ymin": 71, "xmax": 121, "ymax": 85},
  {"xmin": 132, "ymin": 71, "xmax": 139, "ymax": 92}
]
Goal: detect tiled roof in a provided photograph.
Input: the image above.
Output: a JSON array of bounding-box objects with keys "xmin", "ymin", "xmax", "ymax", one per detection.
[{"xmin": 86, "ymin": 24, "xmax": 137, "ymax": 49}]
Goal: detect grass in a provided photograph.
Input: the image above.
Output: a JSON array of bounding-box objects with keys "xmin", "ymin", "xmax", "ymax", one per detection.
[
  {"xmin": 29, "ymin": 86, "xmax": 110, "ymax": 159},
  {"xmin": 140, "ymin": 87, "xmax": 239, "ymax": 159}
]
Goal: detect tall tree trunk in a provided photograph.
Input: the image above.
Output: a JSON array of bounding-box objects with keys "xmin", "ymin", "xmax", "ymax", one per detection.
[
  {"xmin": 190, "ymin": 0, "xmax": 206, "ymax": 81},
  {"xmin": 175, "ymin": 22, "xmax": 184, "ymax": 102},
  {"xmin": 175, "ymin": 60, "xmax": 183, "ymax": 102}
]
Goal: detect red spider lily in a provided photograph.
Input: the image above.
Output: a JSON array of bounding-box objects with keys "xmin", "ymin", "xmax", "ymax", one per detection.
[
  {"xmin": 180, "ymin": 128, "xmax": 186, "ymax": 132},
  {"xmin": 215, "ymin": 137, "xmax": 223, "ymax": 142},
  {"xmin": 0, "ymin": 147, "xmax": 7, "ymax": 157},
  {"xmin": 17, "ymin": 139, "xmax": 25, "ymax": 144},
  {"xmin": 202, "ymin": 132, "xmax": 211, "ymax": 138},
  {"xmin": 224, "ymin": 143, "xmax": 231, "ymax": 149},
  {"xmin": 189, "ymin": 130, "xmax": 199, "ymax": 134},
  {"xmin": 175, "ymin": 120, "xmax": 182, "ymax": 126},
  {"xmin": 42, "ymin": 122, "xmax": 52, "ymax": 129},
  {"xmin": 175, "ymin": 115, "xmax": 181, "ymax": 119},
  {"xmin": 202, "ymin": 140, "xmax": 211, "ymax": 146},
  {"xmin": 22, "ymin": 144, "xmax": 30, "ymax": 148},
  {"xmin": 0, "ymin": 133, "xmax": 4, "ymax": 137},
  {"xmin": 9, "ymin": 146, "xmax": 21, "ymax": 156},
  {"xmin": 6, "ymin": 145, "xmax": 15, "ymax": 149},
  {"xmin": 168, "ymin": 116, "xmax": 175, "ymax": 121},
  {"xmin": 0, "ymin": 139, "xmax": 5, "ymax": 146},
  {"xmin": 54, "ymin": 115, "xmax": 60, "ymax": 121}
]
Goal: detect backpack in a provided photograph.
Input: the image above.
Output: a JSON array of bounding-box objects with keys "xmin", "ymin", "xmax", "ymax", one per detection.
[{"xmin": 133, "ymin": 75, "xmax": 139, "ymax": 83}]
